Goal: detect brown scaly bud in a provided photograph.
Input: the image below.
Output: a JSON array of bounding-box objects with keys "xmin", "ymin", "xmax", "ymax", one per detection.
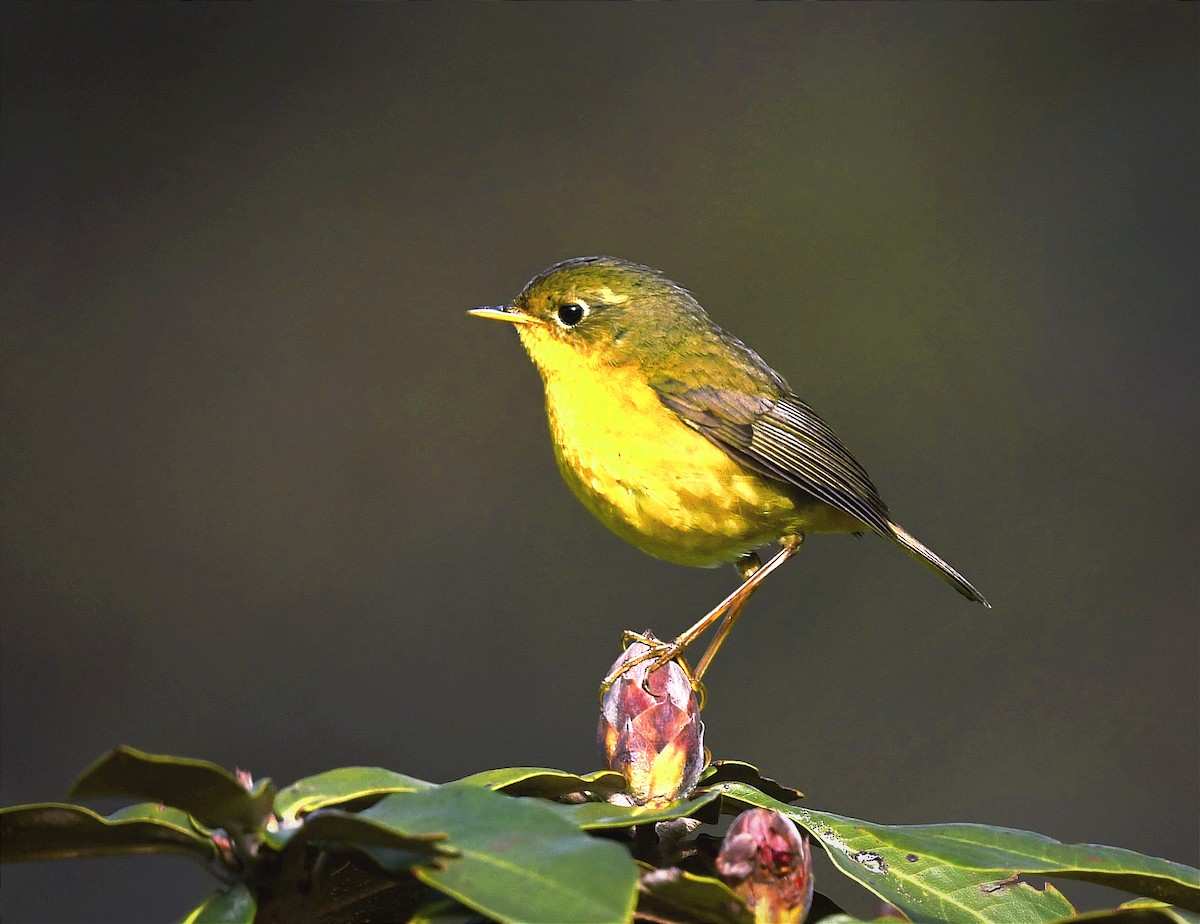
[
  {"xmin": 597, "ymin": 636, "xmax": 705, "ymax": 807},
  {"xmin": 716, "ymin": 808, "xmax": 814, "ymax": 923}
]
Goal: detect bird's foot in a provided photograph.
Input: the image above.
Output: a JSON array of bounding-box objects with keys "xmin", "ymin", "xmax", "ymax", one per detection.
[{"xmin": 599, "ymin": 630, "xmax": 704, "ymax": 706}]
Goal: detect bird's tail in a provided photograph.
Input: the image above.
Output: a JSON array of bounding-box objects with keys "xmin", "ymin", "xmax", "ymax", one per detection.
[{"xmin": 886, "ymin": 520, "xmax": 990, "ymax": 607}]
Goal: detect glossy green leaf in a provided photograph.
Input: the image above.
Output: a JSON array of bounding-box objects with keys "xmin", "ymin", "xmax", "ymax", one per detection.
[
  {"xmin": 720, "ymin": 782, "xmax": 1200, "ymax": 919},
  {"xmin": 352, "ymin": 844, "xmax": 458, "ymax": 877},
  {"xmin": 286, "ymin": 805, "xmax": 456, "ymax": 864},
  {"xmin": 452, "ymin": 766, "xmax": 625, "ymax": 799},
  {"xmin": 827, "ymin": 822, "xmax": 1200, "ymax": 911},
  {"xmin": 273, "ymin": 766, "xmax": 433, "ymax": 821},
  {"xmin": 179, "ymin": 884, "xmax": 256, "ymax": 924},
  {"xmin": 71, "ymin": 747, "xmax": 274, "ymax": 831},
  {"xmin": 635, "ymin": 865, "xmax": 753, "ymax": 924},
  {"xmin": 548, "ymin": 789, "xmax": 722, "ymax": 830},
  {"xmin": 268, "ymin": 768, "xmax": 433, "ymax": 852},
  {"xmin": 0, "ymin": 802, "xmax": 214, "ymax": 864},
  {"xmin": 714, "ymin": 782, "xmax": 1076, "ymax": 923},
  {"xmin": 409, "ymin": 893, "xmax": 487, "ymax": 924},
  {"xmin": 698, "ymin": 760, "xmax": 804, "ymax": 803},
  {"xmin": 108, "ymin": 801, "xmax": 205, "ymax": 832},
  {"xmin": 1057, "ymin": 902, "xmax": 1200, "ymax": 924},
  {"xmin": 358, "ymin": 785, "xmax": 638, "ymax": 924}
]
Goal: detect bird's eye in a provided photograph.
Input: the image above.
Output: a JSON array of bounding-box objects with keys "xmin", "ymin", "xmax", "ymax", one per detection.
[{"xmin": 556, "ymin": 301, "xmax": 587, "ymax": 327}]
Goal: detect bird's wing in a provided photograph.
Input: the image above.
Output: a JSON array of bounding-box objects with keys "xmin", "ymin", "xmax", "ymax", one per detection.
[{"xmin": 653, "ymin": 382, "xmax": 892, "ymax": 536}]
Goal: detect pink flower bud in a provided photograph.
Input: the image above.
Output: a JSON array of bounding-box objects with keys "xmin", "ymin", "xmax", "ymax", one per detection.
[
  {"xmin": 716, "ymin": 808, "xmax": 813, "ymax": 923},
  {"xmin": 597, "ymin": 638, "xmax": 705, "ymax": 807}
]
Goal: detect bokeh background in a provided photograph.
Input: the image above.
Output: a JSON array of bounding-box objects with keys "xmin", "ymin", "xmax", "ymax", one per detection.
[{"xmin": 2, "ymin": 5, "xmax": 1196, "ymax": 921}]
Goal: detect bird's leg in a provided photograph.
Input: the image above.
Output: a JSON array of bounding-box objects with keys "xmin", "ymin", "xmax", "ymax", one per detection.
[
  {"xmin": 691, "ymin": 550, "xmax": 765, "ymax": 680},
  {"xmin": 684, "ymin": 534, "xmax": 804, "ymax": 680},
  {"xmin": 601, "ymin": 534, "xmax": 805, "ymax": 692}
]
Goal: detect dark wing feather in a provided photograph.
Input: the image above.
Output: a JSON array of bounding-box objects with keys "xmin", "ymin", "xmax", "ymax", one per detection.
[
  {"xmin": 654, "ymin": 383, "xmax": 892, "ymax": 536},
  {"xmin": 655, "ymin": 380, "xmax": 990, "ymax": 605}
]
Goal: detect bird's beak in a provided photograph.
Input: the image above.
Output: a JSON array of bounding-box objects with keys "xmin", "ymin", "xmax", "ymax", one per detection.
[{"xmin": 467, "ymin": 305, "xmax": 536, "ymax": 325}]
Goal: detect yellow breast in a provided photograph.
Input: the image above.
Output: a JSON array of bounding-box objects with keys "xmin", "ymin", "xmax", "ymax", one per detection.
[{"xmin": 519, "ymin": 327, "xmax": 804, "ymax": 567}]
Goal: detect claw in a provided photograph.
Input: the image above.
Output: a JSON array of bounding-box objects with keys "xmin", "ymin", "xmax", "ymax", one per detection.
[
  {"xmin": 599, "ymin": 632, "xmax": 706, "ymax": 708},
  {"xmin": 601, "ymin": 634, "xmax": 666, "ymax": 690}
]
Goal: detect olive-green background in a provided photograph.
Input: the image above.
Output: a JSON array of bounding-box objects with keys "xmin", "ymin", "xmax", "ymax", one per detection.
[{"xmin": 2, "ymin": 5, "xmax": 1196, "ymax": 921}]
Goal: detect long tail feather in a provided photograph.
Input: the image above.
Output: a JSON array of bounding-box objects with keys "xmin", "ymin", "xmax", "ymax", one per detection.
[{"xmin": 886, "ymin": 520, "xmax": 990, "ymax": 607}]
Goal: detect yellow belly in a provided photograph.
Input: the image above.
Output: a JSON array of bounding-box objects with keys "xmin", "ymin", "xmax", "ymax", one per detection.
[{"xmin": 536, "ymin": 355, "xmax": 821, "ymax": 567}]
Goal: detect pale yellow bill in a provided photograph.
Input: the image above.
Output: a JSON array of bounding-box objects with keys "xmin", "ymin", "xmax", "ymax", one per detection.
[{"xmin": 468, "ymin": 305, "xmax": 535, "ymax": 324}]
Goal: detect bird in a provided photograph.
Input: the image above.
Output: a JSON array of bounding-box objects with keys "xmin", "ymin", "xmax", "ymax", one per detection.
[{"xmin": 470, "ymin": 256, "xmax": 989, "ymax": 685}]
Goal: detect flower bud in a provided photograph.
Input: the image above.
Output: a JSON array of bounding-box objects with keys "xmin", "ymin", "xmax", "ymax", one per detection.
[
  {"xmin": 597, "ymin": 637, "xmax": 705, "ymax": 807},
  {"xmin": 716, "ymin": 808, "xmax": 813, "ymax": 923}
]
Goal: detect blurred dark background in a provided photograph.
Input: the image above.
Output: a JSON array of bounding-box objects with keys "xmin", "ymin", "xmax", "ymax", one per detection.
[{"xmin": 2, "ymin": 5, "xmax": 1196, "ymax": 921}]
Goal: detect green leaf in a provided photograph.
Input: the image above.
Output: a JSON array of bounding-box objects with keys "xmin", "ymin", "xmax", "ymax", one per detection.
[
  {"xmin": 179, "ymin": 884, "xmax": 256, "ymax": 924},
  {"xmin": 1119, "ymin": 899, "xmax": 1200, "ymax": 924},
  {"xmin": 266, "ymin": 767, "xmax": 433, "ymax": 851},
  {"xmin": 548, "ymin": 789, "xmax": 722, "ymax": 830},
  {"xmin": 71, "ymin": 747, "xmax": 274, "ymax": 832},
  {"xmin": 108, "ymin": 801, "xmax": 206, "ymax": 832},
  {"xmin": 452, "ymin": 767, "xmax": 626, "ymax": 799},
  {"xmin": 1057, "ymin": 902, "xmax": 1200, "ymax": 924},
  {"xmin": 353, "ymin": 844, "xmax": 458, "ymax": 877},
  {"xmin": 273, "ymin": 767, "xmax": 433, "ymax": 821},
  {"xmin": 409, "ymin": 892, "xmax": 488, "ymax": 924},
  {"xmin": 286, "ymin": 806, "xmax": 457, "ymax": 867},
  {"xmin": 714, "ymin": 782, "xmax": 1076, "ymax": 923},
  {"xmin": 830, "ymin": 822, "xmax": 1200, "ymax": 911},
  {"xmin": 699, "ymin": 760, "xmax": 804, "ymax": 803},
  {"xmin": 720, "ymin": 782, "xmax": 1200, "ymax": 919},
  {"xmin": 635, "ymin": 865, "xmax": 753, "ymax": 924},
  {"xmin": 0, "ymin": 802, "xmax": 215, "ymax": 864},
  {"xmin": 357, "ymin": 785, "xmax": 639, "ymax": 924}
]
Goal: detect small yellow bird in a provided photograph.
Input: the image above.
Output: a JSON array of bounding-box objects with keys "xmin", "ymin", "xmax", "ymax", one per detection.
[{"xmin": 471, "ymin": 257, "xmax": 988, "ymax": 683}]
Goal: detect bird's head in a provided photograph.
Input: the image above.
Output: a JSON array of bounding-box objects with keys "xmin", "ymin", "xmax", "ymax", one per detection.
[{"xmin": 469, "ymin": 256, "xmax": 710, "ymax": 378}]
